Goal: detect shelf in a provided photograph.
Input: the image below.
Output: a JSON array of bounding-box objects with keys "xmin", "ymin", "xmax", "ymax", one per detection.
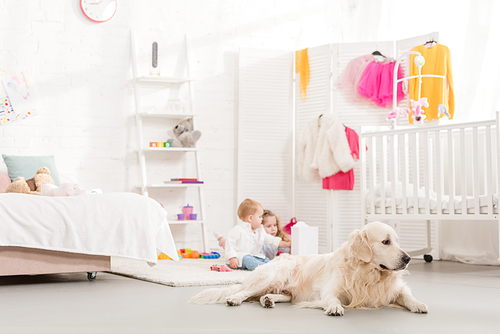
[
  {"xmin": 131, "ymin": 31, "xmax": 208, "ymax": 252},
  {"xmin": 139, "ymin": 112, "xmax": 197, "ymax": 119},
  {"xmin": 143, "ymin": 147, "xmax": 198, "ymax": 152},
  {"xmin": 169, "ymin": 220, "xmax": 205, "ymax": 225},
  {"xmin": 148, "ymin": 183, "xmax": 204, "ymax": 188},
  {"xmin": 136, "ymin": 76, "xmax": 192, "ymax": 84}
]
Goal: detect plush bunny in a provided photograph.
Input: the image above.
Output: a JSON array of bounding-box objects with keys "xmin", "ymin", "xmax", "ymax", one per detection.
[{"xmin": 41, "ymin": 183, "xmax": 90, "ymax": 197}]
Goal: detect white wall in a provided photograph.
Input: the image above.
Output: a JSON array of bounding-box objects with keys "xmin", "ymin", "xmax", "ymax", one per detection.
[{"xmin": 1, "ymin": 0, "xmax": 498, "ymax": 252}]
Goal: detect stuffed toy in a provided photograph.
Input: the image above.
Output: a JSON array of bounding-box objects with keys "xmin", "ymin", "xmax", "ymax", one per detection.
[
  {"xmin": 167, "ymin": 117, "xmax": 201, "ymax": 148},
  {"xmin": 386, "ymin": 107, "xmax": 407, "ymax": 129},
  {"xmin": 41, "ymin": 183, "xmax": 90, "ymax": 197},
  {"xmin": 4, "ymin": 167, "xmax": 55, "ymax": 195},
  {"xmin": 437, "ymin": 104, "xmax": 451, "ymax": 118},
  {"xmin": 408, "ymin": 97, "xmax": 429, "ymax": 123}
]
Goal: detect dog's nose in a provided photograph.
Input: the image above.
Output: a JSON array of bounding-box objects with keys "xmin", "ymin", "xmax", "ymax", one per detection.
[{"xmin": 402, "ymin": 254, "xmax": 411, "ymax": 264}]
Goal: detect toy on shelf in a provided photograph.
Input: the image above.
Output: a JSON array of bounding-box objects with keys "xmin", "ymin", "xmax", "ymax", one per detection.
[
  {"xmin": 210, "ymin": 264, "xmax": 232, "ymax": 272},
  {"xmin": 149, "ymin": 42, "xmax": 160, "ymax": 76},
  {"xmin": 176, "ymin": 204, "xmax": 199, "ymax": 221},
  {"xmin": 182, "ymin": 204, "xmax": 193, "ymax": 219},
  {"xmin": 150, "ymin": 142, "xmax": 172, "ymax": 148},
  {"xmin": 167, "ymin": 117, "xmax": 202, "ymax": 148}
]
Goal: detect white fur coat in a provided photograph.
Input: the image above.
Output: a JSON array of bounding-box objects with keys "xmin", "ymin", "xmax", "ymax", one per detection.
[{"xmin": 297, "ymin": 114, "xmax": 355, "ymax": 180}]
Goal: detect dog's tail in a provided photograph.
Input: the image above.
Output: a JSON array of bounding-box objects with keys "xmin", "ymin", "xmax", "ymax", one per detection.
[{"xmin": 188, "ymin": 285, "xmax": 242, "ymax": 304}]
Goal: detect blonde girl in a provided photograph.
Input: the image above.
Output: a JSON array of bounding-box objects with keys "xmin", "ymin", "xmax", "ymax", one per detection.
[{"xmin": 261, "ymin": 209, "xmax": 290, "ymax": 260}]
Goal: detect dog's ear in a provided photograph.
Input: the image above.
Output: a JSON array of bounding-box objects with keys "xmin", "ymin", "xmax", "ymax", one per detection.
[{"xmin": 348, "ymin": 229, "xmax": 372, "ymax": 263}]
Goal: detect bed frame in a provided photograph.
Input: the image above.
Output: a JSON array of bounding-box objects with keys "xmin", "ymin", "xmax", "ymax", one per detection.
[
  {"xmin": 0, "ymin": 246, "xmax": 110, "ymax": 281},
  {"xmin": 360, "ymin": 112, "xmax": 500, "ymax": 262}
]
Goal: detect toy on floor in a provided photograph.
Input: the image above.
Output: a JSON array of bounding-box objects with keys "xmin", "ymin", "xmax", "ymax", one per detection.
[
  {"xmin": 179, "ymin": 248, "xmax": 197, "ymax": 259},
  {"xmin": 157, "ymin": 253, "xmax": 182, "ymax": 260},
  {"xmin": 201, "ymin": 252, "xmax": 220, "ymax": 259},
  {"xmin": 210, "ymin": 264, "xmax": 232, "ymax": 272},
  {"xmin": 178, "ymin": 249, "xmax": 220, "ymax": 259}
]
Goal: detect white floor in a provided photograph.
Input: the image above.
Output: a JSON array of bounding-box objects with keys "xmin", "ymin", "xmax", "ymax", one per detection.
[{"xmin": 1, "ymin": 260, "xmax": 500, "ymax": 334}]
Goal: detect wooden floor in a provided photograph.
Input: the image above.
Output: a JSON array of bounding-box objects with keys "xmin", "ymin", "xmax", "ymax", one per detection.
[{"xmin": 1, "ymin": 259, "xmax": 499, "ymax": 334}]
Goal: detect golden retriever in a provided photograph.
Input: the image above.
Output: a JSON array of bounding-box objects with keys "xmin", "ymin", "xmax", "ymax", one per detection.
[{"xmin": 189, "ymin": 221, "xmax": 428, "ymax": 316}]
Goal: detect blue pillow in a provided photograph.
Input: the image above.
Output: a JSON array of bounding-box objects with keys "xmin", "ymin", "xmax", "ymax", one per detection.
[{"xmin": 2, "ymin": 154, "xmax": 61, "ymax": 186}]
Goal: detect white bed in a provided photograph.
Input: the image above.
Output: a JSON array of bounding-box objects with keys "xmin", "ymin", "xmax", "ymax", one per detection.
[
  {"xmin": 360, "ymin": 113, "xmax": 500, "ymax": 262},
  {"xmin": 0, "ymin": 192, "xmax": 179, "ymax": 279}
]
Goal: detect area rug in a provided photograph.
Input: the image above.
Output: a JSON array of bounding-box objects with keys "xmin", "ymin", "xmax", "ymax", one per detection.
[{"xmin": 110, "ymin": 257, "xmax": 251, "ymax": 287}]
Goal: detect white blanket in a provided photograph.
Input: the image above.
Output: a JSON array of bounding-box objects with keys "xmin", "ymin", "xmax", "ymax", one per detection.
[{"xmin": 0, "ymin": 192, "xmax": 179, "ymax": 265}]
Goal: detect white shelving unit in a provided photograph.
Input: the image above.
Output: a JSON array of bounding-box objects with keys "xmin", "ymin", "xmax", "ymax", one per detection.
[{"xmin": 130, "ymin": 31, "xmax": 208, "ymax": 252}]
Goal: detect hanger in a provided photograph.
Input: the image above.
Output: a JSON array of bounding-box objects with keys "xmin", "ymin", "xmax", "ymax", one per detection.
[
  {"xmin": 424, "ymin": 38, "xmax": 437, "ymax": 48},
  {"xmin": 372, "ymin": 50, "xmax": 387, "ymax": 63}
]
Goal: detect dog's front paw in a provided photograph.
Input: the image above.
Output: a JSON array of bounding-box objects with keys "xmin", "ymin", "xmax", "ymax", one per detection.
[
  {"xmin": 226, "ymin": 296, "xmax": 242, "ymax": 306},
  {"xmin": 324, "ymin": 304, "xmax": 344, "ymax": 316},
  {"xmin": 260, "ymin": 295, "xmax": 275, "ymax": 308},
  {"xmin": 408, "ymin": 300, "xmax": 428, "ymax": 314}
]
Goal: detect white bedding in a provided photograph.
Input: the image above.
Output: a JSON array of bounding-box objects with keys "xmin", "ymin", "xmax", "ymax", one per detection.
[
  {"xmin": 366, "ymin": 182, "xmax": 498, "ymax": 214},
  {"xmin": 0, "ymin": 192, "xmax": 179, "ymax": 265}
]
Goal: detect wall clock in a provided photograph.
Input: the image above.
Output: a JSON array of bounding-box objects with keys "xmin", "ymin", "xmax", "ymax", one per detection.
[{"xmin": 80, "ymin": 0, "xmax": 117, "ymax": 23}]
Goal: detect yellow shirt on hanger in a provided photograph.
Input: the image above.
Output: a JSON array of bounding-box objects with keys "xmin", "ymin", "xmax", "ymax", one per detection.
[{"xmin": 409, "ymin": 43, "xmax": 455, "ymax": 123}]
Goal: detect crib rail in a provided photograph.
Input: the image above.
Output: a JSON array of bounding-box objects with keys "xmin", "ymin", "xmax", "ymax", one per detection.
[{"xmin": 360, "ymin": 112, "xmax": 500, "ymax": 221}]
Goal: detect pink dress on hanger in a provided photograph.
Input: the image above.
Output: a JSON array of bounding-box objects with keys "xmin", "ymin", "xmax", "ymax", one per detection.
[
  {"xmin": 322, "ymin": 127, "xmax": 359, "ymax": 190},
  {"xmin": 339, "ymin": 54, "xmax": 375, "ymax": 100},
  {"xmin": 357, "ymin": 60, "xmax": 405, "ymax": 107},
  {"xmin": 357, "ymin": 61, "xmax": 380, "ymax": 102},
  {"xmin": 378, "ymin": 62, "xmax": 405, "ymax": 107}
]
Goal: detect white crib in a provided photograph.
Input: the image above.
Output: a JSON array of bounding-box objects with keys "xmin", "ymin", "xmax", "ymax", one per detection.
[{"xmin": 360, "ymin": 112, "xmax": 500, "ymax": 262}]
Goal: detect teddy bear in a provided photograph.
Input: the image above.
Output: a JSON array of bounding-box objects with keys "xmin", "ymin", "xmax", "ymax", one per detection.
[
  {"xmin": 167, "ymin": 117, "xmax": 201, "ymax": 148},
  {"xmin": 4, "ymin": 167, "xmax": 55, "ymax": 195}
]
